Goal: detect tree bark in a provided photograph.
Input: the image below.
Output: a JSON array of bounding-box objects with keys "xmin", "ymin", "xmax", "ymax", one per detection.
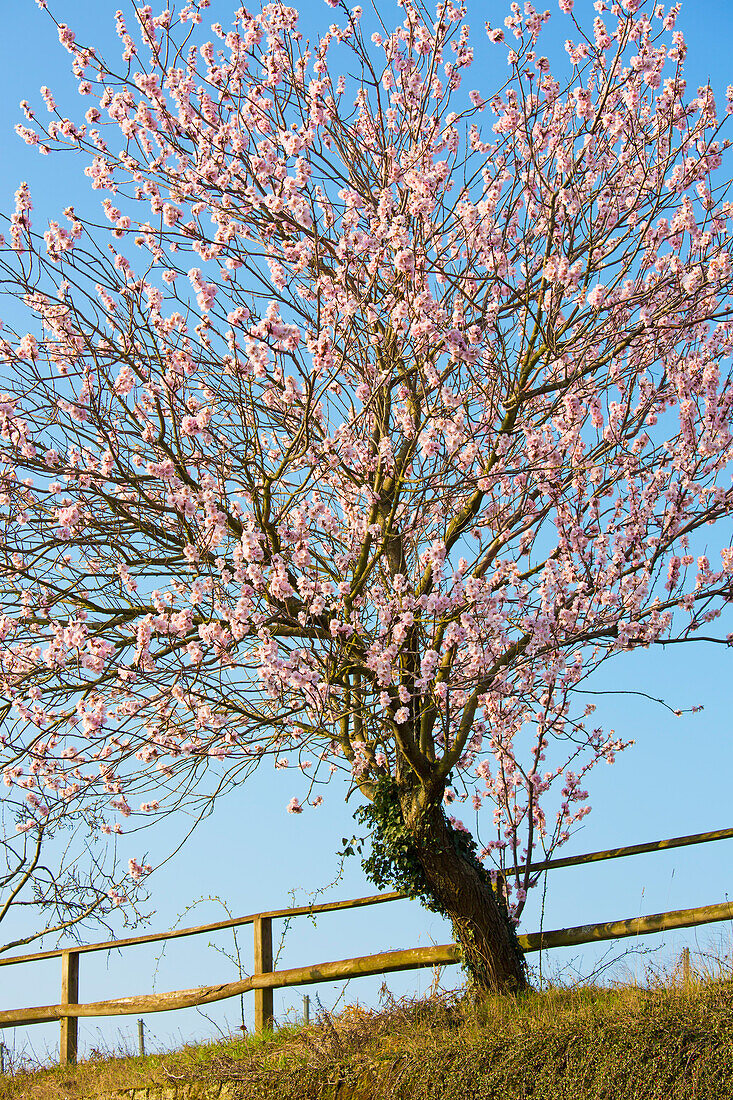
[{"xmin": 401, "ymin": 794, "xmax": 529, "ymax": 995}]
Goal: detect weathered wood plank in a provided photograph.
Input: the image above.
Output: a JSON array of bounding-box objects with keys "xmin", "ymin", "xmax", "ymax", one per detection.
[
  {"xmin": 253, "ymin": 915, "xmax": 273, "ymax": 1032},
  {"xmin": 0, "ymin": 945, "xmax": 462, "ymax": 1023},
  {"xmin": 513, "ymin": 826, "xmax": 733, "ymax": 877},
  {"xmin": 1, "ymin": 897, "xmax": 730, "ymax": 1028},
  {"xmin": 59, "ymin": 950, "xmax": 79, "ymax": 1065},
  {"xmin": 0, "ymin": 1010, "xmax": 57, "ymax": 1027},
  {"xmin": 0, "ymin": 825, "xmax": 729, "ymax": 970},
  {"xmin": 0, "ymin": 892, "xmax": 405, "ymax": 967},
  {"xmin": 517, "ymin": 900, "xmax": 733, "ymax": 951}
]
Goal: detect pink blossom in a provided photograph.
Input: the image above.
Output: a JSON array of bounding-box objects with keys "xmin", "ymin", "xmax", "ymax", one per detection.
[
  {"xmin": 586, "ymin": 284, "xmax": 607, "ymax": 309},
  {"xmin": 17, "ymin": 334, "xmax": 39, "ymax": 360},
  {"xmin": 114, "ymin": 365, "xmax": 135, "ymax": 395},
  {"xmin": 57, "ymin": 24, "xmax": 76, "ymax": 52},
  {"xmin": 1, "ymin": 0, "xmax": 732, "ymax": 938},
  {"xmin": 128, "ymin": 857, "xmax": 151, "ymax": 880},
  {"xmin": 394, "ymin": 249, "xmax": 415, "ymax": 274}
]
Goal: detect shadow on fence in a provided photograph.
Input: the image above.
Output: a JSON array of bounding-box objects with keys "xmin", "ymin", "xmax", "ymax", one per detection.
[{"xmin": 1, "ymin": 825, "xmax": 732, "ymax": 1065}]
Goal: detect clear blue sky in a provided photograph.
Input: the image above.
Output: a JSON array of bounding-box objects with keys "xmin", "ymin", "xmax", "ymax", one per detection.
[{"xmin": 1, "ymin": 0, "xmax": 733, "ymax": 1067}]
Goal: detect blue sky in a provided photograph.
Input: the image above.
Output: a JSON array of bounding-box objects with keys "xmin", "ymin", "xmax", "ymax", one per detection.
[{"xmin": 1, "ymin": 0, "xmax": 733, "ymax": 1067}]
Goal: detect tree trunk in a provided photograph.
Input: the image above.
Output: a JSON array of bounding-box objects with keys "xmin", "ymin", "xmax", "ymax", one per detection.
[{"xmin": 401, "ymin": 794, "xmax": 529, "ymax": 995}]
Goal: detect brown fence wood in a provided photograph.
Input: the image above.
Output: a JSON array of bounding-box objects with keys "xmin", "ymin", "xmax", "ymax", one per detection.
[
  {"xmin": 682, "ymin": 946, "xmax": 692, "ymax": 985},
  {"xmin": 0, "ymin": 891, "xmax": 405, "ymax": 968},
  {"xmin": 59, "ymin": 950, "xmax": 79, "ymax": 1066},
  {"xmin": 2, "ymin": 898, "xmax": 731, "ymax": 1031},
  {"xmin": 513, "ymin": 825, "xmax": 733, "ymax": 876},
  {"xmin": 253, "ymin": 916, "xmax": 274, "ymax": 1032},
  {"xmin": 518, "ymin": 899, "xmax": 733, "ymax": 951},
  {"xmin": 0, "ymin": 825, "xmax": 728, "ymax": 971},
  {"xmin": 2, "ymin": 824, "xmax": 731, "ymax": 1064},
  {"xmin": 0, "ymin": 944, "xmax": 462, "ymax": 1025}
]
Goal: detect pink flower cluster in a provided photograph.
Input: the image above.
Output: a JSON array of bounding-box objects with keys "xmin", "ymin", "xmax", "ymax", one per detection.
[{"xmin": 1, "ymin": 0, "xmax": 732, "ymax": 922}]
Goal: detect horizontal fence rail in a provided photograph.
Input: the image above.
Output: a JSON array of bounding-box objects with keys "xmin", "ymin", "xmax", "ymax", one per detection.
[
  {"xmin": 3, "ymin": 825, "xmax": 730, "ymax": 969},
  {"xmin": 3, "ymin": 899, "xmax": 733, "ymax": 1029},
  {"xmin": 509, "ymin": 825, "xmax": 733, "ymax": 875},
  {"xmin": 0, "ymin": 891, "xmax": 405, "ymax": 968},
  {"xmin": 0, "ymin": 825, "xmax": 731, "ymax": 1065}
]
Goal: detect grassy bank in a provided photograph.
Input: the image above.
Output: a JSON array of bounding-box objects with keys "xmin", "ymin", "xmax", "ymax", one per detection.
[{"xmin": 3, "ymin": 975, "xmax": 733, "ymax": 1099}]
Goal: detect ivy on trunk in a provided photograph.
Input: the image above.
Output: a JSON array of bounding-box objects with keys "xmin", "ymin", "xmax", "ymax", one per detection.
[{"xmin": 356, "ymin": 778, "xmax": 528, "ymax": 993}]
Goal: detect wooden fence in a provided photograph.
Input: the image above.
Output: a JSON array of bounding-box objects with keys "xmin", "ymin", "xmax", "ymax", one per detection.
[{"xmin": 1, "ymin": 824, "xmax": 732, "ymax": 1066}]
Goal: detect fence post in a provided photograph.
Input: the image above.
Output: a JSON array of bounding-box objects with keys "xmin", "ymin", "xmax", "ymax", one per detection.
[
  {"xmin": 682, "ymin": 947, "xmax": 691, "ymax": 985},
  {"xmin": 253, "ymin": 916, "xmax": 274, "ymax": 1034},
  {"xmin": 60, "ymin": 950, "xmax": 79, "ymax": 1066},
  {"xmin": 138, "ymin": 1018, "xmax": 146, "ymax": 1057}
]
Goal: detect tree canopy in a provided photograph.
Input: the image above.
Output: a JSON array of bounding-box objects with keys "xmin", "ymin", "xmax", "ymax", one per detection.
[{"xmin": 2, "ymin": 0, "xmax": 733, "ymax": 987}]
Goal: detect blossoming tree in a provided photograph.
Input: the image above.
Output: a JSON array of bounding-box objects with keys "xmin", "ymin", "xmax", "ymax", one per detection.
[
  {"xmin": 0, "ymin": 780, "xmax": 145, "ymax": 954},
  {"xmin": 2, "ymin": 0, "xmax": 733, "ymax": 991}
]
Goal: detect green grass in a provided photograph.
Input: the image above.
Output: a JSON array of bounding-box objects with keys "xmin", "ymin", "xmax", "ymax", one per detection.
[{"xmin": 4, "ymin": 969, "xmax": 733, "ymax": 1099}]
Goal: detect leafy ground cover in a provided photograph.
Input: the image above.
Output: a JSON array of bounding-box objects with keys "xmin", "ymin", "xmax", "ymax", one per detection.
[{"xmin": 3, "ymin": 966, "xmax": 733, "ymax": 1100}]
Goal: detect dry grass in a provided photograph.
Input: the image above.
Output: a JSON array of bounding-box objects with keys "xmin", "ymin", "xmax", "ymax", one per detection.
[{"xmin": 3, "ymin": 959, "xmax": 733, "ymax": 1099}]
